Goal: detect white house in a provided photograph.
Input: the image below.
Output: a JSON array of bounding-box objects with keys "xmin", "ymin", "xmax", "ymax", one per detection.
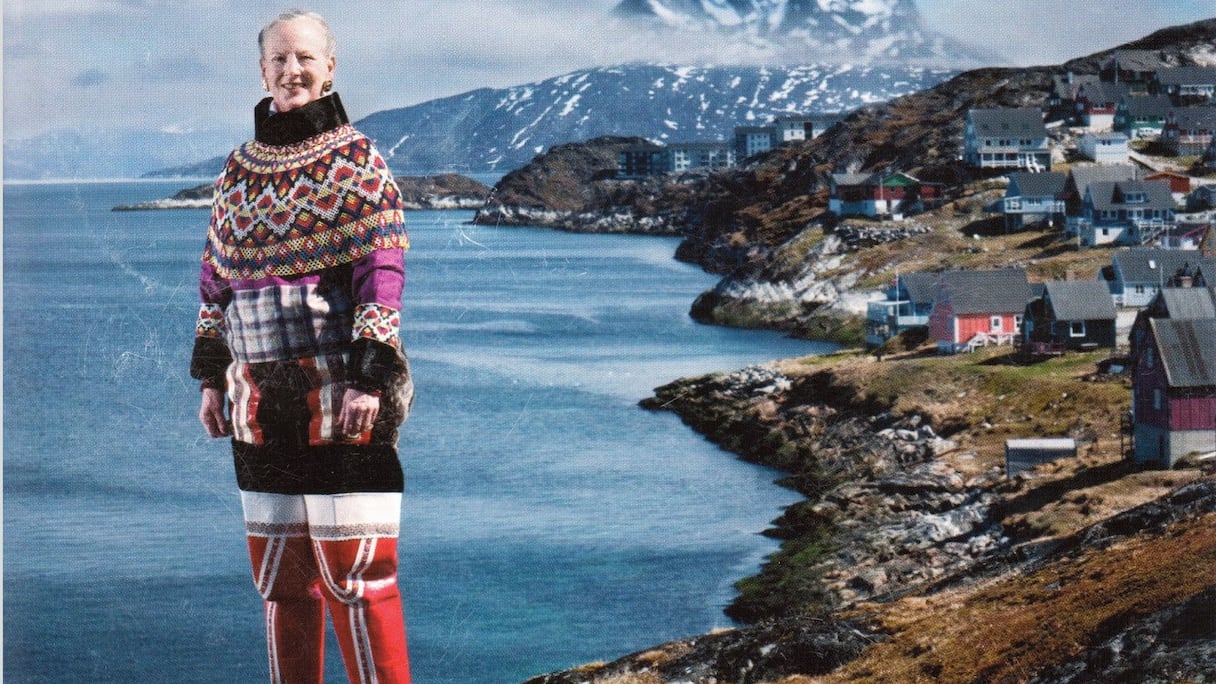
[
  {"xmin": 1075, "ymin": 180, "xmax": 1176, "ymax": 247},
  {"xmin": 964, "ymin": 108, "xmax": 1052, "ymax": 171},
  {"xmin": 734, "ymin": 126, "xmax": 777, "ymax": 160},
  {"xmin": 774, "ymin": 115, "xmax": 815, "ymax": 142},
  {"xmin": 1078, "ymin": 131, "xmax": 1130, "ymax": 164},
  {"xmin": 1104, "ymin": 248, "xmax": 1216, "ymax": 308},
  {"xmin": 668, "ymin": 142, "xmax": 735, "ymax": 171}
]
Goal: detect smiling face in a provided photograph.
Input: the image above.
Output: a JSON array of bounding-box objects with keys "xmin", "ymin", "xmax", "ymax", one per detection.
[{"xmin": 259, "ymin": 17, "xmax": 335, "ymax": 113}]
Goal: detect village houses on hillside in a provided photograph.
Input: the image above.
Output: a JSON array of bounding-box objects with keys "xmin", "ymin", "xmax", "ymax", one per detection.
[
  {"xmin": 608, "ymin": 48, "xmax": 1216, "ymax": 469},
  {"xmin": 616, "ymin": 112, "xmax": 844, "ymax": 179}
]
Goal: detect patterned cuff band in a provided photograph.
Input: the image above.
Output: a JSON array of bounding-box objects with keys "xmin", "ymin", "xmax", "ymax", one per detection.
[{"xmin": 353, "ymin": 303, "xmax": 401, "ymax": 348}]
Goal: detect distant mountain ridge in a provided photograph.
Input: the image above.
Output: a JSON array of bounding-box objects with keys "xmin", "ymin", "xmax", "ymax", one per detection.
[
  {"xmin": 356, "ymin": 63, "xmax": 957, "ymax": 175},
  {"xmin": 136, "ymin": 62, "xmax": 956, "ymax": 179},
  {"xmin": 7, "ymin": 0, "xmax": 980, "ymax": 181}
]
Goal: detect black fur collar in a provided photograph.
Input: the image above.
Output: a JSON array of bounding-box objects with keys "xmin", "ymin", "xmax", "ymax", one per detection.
[{"xmin": 254, "ymin": 92, "xmax": 349, "ymax": 146}]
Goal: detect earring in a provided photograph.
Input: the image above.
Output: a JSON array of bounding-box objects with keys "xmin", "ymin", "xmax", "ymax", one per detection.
[{"xmin": 322, "ymin": 80, "xmax": 333, "ymax": 93}]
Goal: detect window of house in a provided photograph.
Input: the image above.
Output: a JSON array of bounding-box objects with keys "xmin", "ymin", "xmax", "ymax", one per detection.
[
  {"xmin": 1153, "ymin": 388, "xmax": 1162, "ymax": 411},
  {"xmin": 1146, "ymin": 346, "xmax": 1154, "ymax": 368},
  {"xmin": 1070, "ymin": 321, "xmax": 1086, "ymax": 337},
  {"xmin": 990, "ymin": 316, "xmax": 1003, "ymax": 331}
]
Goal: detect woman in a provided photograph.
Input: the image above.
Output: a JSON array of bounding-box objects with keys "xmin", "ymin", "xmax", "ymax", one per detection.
[{"xmin": 191, "ymin": 10, "xmax": 413, "ymax": 683}]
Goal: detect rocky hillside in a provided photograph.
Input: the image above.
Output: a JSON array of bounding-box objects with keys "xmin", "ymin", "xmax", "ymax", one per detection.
[
  {"xmin": 515, "ymin": 21, "xmax": 1216, "ymax": 682},
  {"xmin": 479, "ymin": 18, "xmax": 1216, "ymax": 337},
  {"xmin": 393, "ymin": 173, "xmax": 491, "ymax": 209},
  {"xmin": 355, "ymin": 63, "xmax": 957, "ymax": 175},
  {"xmin": 526, "ymin": 349, "xmax": 1216, "ymax": 683}
]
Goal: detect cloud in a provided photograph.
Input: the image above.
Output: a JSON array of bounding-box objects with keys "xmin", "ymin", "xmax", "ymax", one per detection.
[
  {"xmin": 920, "ymin": 0, "xmax": 1216, "ymax": 66},
  {"xmin": 135, "ymin": 55, "xmax": 215, "ymax": 82},
  {"xmin": 71, "ymin": 68, "xmax": 111, "ymax": 87},
  {"xmin": 4, "ymin": 0, "xmax": 1215, "ymax": 145}
]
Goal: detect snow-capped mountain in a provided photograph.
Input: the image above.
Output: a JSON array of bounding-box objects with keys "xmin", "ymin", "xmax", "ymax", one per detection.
[
  {"xmin": 613, "ymin": 0, "xmax": 995, "ymax": 65},
  {"xmin": 354, "ymin": 63, "xmax": 956, "ymax": 175},
  {"xmin": 32, "ymin": 61, "xmax": 954, "ymax": 180}
]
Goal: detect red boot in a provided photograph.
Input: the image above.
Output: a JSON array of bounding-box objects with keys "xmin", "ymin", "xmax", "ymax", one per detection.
[
  {"xmin": 246, "ymin": 533, "xmax": 326, "ymax": 684},
  {"xmin": 313, "ymin": 534, "xmax": 411, "ymax": 684}
]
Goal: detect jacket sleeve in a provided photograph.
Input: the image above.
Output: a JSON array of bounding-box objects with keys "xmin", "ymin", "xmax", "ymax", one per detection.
[
  {"xmin": 189, "ymin": 258, "xmax": 233, "ymax": 389},
  {"xmin": 348, "ymin": 246, "xmax": 406, "ymax": 393}
]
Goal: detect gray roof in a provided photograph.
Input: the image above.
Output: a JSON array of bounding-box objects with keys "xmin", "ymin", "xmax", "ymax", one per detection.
[
  {"xmin": 1077, "ymin": 81, "xmax": 1130, "ymax": 106},
  {"xmin": 968, "ymin": 108, "xmax": 1048, "ymax": 138},
  {"xmin": 1044, "ymin": 281, "xmax": 1117, "ymax": 321},
  {"xmin": 1113, "ymin": 248, "xmax": 1216, "ymax": 284},
  {"xmin": 1068, "ymin": 164, "xmax": 1138, "ymax": 195},
  {"xmin": 831, "ymin": 172, "xmax": 878, "ymax": 186},
  {"xmin": 1151, "ymin": 318, "xmax": 1216, "ymax": 388},
  {"xmin": 1120, "ymin": 94, "xmax": 1173, "ymax": 118},
  {"xmin": 1053, "ymin": 74, "xmax": 1100, "ymax": 98},
  {"xmin": 900, "ymin": 271, "xmax": 940, "ymax": 306},
  {"xmin": 1007, "ymin": 171, "xmax": 1066, "ymax": 198},
  {"xmin": 1168, "ymin": 106, "xmax": 1216, "ymax": 130},
  {"xmin": 668, "ymin": 141, "xmax": 732, "ymax": 151},
  {"xmin": 1155, "ymin": 67, "xmax": 1216, "ymax": 86},
  {"xmin": 1085, "ymin": 131, "xmax": 1130, "ymax": 142},
  {"xmin": 1087, "ymin": 180, "xmax": 1176, "ymax": 212},
  {"xmin": 1158, "ymin": 287, "xmax": 1216, "ymax": 320},
  {"xmin": 937, "ymin": 268, "xmax": 1033, "ymax": 315}
]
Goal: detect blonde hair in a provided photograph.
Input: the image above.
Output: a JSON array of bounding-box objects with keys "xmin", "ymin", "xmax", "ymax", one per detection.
[{"xmin": 258, "ymin": 9, "xmax": 336, "ymax": 57}]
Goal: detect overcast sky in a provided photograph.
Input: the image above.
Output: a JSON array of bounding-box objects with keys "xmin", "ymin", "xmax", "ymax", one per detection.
[{"xmin": 4, "ymin": 1, "xmax": 1215, "ymax": 144}]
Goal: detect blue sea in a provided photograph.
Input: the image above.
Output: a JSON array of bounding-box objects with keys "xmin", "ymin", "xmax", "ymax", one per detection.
[{"xmin": 3, "ymin": 180, "xmax": 829, "ymax": 683}]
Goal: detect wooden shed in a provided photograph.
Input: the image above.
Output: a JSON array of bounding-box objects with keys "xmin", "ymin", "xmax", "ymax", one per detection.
[{"xmin": 1005, "ymin": 438, "xmax": 1078, "ymax": 477}]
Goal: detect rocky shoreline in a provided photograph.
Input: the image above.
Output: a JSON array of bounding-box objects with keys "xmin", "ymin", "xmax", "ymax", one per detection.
[
  {"xmin": 639, "ymin": 363, "xmax": 1007, "ymax": 621},
  {"xmin": 525, "ymin": 357, "xmax": 1216, "ymax": 683},
  {"xmin": 112, "ymin": 172, "xmax": 491, "ymax": 212}
]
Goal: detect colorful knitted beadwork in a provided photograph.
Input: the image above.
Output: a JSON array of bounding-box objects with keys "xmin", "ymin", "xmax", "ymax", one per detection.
[
  {"xmin": 204, "ymin": 126, "xmax": 408, "ymax": 280},
  {"xmin": 196, "ymin": 303, "xmax": 227, "ymax": 338},
  {"xmin": 353, "ymin": 303, "xmax": 401, "ymax": 348}
]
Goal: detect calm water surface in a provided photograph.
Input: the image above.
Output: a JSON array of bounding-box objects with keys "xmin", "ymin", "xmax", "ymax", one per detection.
[{"xmin": 3, "ymin": 180, "xmax": 829, "ymax": 683}]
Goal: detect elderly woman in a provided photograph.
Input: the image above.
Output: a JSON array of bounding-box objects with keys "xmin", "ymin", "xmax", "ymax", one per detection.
[{"xmin": 191, "ymin": 10, "xmax": 413, "ymax": 683}]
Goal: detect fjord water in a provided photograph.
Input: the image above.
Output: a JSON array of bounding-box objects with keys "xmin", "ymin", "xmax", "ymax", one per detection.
[{"xmin": 3, "ymin": 181, "xmax": 827, "ymax": 683}]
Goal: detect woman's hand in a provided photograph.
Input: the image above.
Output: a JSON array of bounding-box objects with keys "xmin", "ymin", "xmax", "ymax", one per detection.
[
  {"xmin": 338, "ymin": 388, "xmax": 380, "ymax": 439},
  {"xmin": 199, "ymin": 387, "xmax": 230, "ymax": 438}
]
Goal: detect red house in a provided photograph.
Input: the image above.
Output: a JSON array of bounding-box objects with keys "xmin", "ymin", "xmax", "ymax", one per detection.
[
  {"xmin": 1144, "ymin": 171, "xmax": 1192, "ymax": 196},
  {"xmin": 929, "ymin": 269, "xmax": 1034, "ymax": 353},
  {"xmin": 828, "ymin": 172, "xmax": 943, "ymax": 218},
  {"xmin": 1133, "ymin": 317, "xmax": 1216, "ymax": 466}
]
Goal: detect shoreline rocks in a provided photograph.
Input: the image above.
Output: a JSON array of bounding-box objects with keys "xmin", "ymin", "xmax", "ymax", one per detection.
[
  {"xmin": 112, "ymin": 183, "xmax": 212, "ymax": 211},
  {"xmin": 524, "ymin": 359, "xmax": 1216, "ymax": 683},
  {"xmin": 112, "ymin": 172, "xmax": 491, "ymax": 212},
  {"xmin": 641, "ymin": 364, "xmax": 1010, "ymax": 620}
]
